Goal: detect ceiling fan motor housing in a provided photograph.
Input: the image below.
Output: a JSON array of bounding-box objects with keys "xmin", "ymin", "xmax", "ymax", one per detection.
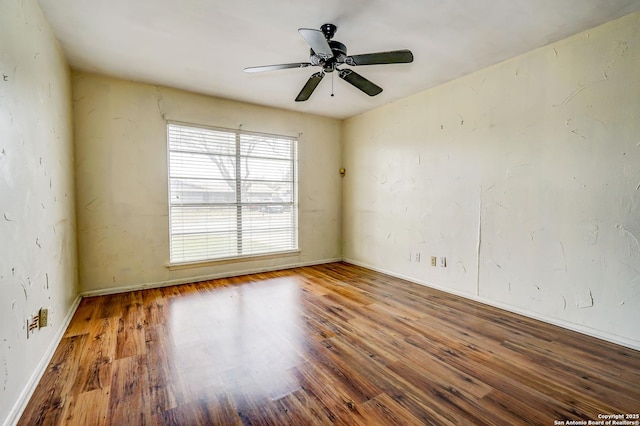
[{"xmin": 310, "ymin": 40, "xmax": 347, "ymax": 71}]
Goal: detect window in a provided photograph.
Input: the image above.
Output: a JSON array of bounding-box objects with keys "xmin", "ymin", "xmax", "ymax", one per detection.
[{"xmin": 167, "ymin": 122, "xmax": 298, "ymax": 264}]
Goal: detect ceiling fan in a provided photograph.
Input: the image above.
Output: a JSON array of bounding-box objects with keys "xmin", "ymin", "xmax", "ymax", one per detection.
[{"xmin": 244, "ymin": 23, "xmax": 413, "ymax": 102}]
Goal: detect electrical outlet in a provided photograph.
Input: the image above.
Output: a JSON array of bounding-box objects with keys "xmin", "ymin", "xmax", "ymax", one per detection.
[
  {"xmin": 39, "ymin": 308, "xmax": 48, "ymax": 328},
  {"xmin": 439, "ymin": 257, "xmax": 447, "ymax": 267},
  {"xmin": 431, "ymin": 256, "xmax": 437, "ymax": 267},
  {"xmin": 415, "ymin": 253, "xmax": 421, "ymax": 262}
]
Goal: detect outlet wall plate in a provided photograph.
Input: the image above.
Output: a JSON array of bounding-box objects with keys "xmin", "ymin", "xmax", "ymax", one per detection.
[{"xmin": 39, "ymin": 308, "xmax": 48, "ymax": 328}]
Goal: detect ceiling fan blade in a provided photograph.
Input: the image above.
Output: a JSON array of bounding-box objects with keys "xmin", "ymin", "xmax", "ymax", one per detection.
[
  {"xmin": 338, "ymin": 69, "xmax": 382, "ymax": 96},
  {"xmin": 244, "ymin": 62, "xmax": 312, "ymax": 73},
  {"xmin": 298, "ymin": 28, "xmax": 333, "ymax": 59},
  {"xmin": 295, "ymin": 72, "xmax": 324, "ymax": 102},
  {"xmin": 344, "ymin": 49, "xmax": 414, "ymax": 66}
]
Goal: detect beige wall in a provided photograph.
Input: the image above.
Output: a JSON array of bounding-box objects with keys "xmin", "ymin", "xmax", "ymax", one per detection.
[
  {"xmin": 343, "ymin": 12, "xmax": 640, "ymax": 348},
  {"xmin": 0, "ymin": 0, "xmax": 78, "ymax": 423},
  {"xmin": 72, "ymin": 73, "xmax": 343, "ymax": 294}
]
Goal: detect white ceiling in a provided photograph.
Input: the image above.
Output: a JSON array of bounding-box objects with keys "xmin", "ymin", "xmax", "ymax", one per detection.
[{"xmin": 38, "ymin": 0, "xmax": 640, "ymax": 119}]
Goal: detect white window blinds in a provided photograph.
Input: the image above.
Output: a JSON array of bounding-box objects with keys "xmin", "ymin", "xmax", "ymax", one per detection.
[{"xmin": 167, "ymin": 122, "xmax": 298, "ymax": 264}]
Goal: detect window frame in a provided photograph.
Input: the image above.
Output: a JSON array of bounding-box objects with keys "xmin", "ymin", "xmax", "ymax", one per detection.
[{"xmin": 166, "ymin": 121, "xmax": 299, "ymax": 267}]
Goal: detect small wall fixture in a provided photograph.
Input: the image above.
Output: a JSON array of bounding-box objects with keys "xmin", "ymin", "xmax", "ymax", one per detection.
[{"xmin": 339, "ymin": 168, "xmax": 346, "ymax": 177}]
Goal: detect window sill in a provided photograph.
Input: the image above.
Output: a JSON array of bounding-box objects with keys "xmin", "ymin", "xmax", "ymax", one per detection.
[{"xmin": 166, "ymin": 249, "xmax": 301, "ymax": 271}]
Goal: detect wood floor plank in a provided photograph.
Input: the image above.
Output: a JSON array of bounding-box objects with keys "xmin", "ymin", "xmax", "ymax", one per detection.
[
  {"xmin": 63, "ymin": 297, "xmax": 101, "ymax": 337},
  {"xmin": 19, "ymin": 262, "xmax": 640, "ymax": 425},
  {"xmin": 107, "ymin": 355, "xmax": 151, "ymax": 426},
  {"xmin": 360, "ymin": 393, "xmax": 429, "ymax": 426},
  {"xmin": 274, "ymin": 388, "xmax": 337, "ymax": 425},
  {"xmin": 62, "ymin": 387, "xmax": 111, "ymax": 426},
  {"xmin": 152, "ymin": 394, "xmax": 243, "ymax": 426},
  {"xmin": 115, "ymin": 301, "xmax": 147, "ymax": 359},
  {"xmin": 144, "ymin": 324, "xmax": 182, "ymax": 414},
  {"xmin": 290, "ymin": 362, "xmax": 371, "ymax": 426},
  {"xmin": 72, "ymin": 317, "xmax": 118, "ymax": 395},
  {"xmin": 219, "ymin": 366, "xmax": 281, "ymax": 426},
  {"xmin": 18, "ymin": 334, "xmax": 88, "ymax": 426},
  {"xmin": 478, "ymin": 388, "xmax": 561, "ymax": 426}
]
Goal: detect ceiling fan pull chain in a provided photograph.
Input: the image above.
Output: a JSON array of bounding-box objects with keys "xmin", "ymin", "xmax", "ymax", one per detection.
[{"xmin": 331, "ymin": 72, "xmax": 335, "ymax": 97}]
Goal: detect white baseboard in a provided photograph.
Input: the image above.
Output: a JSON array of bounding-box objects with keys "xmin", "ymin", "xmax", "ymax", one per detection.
[
  {"xmin": 344, "ymin": 258, "xmax": 640, "ymax": 352},
  {"xmin": 80, "ymin": 257, "xmax": 343, "ymax": 298},
  {"xmin": 4, "ymin": 294, "xmax": 82, "ymax": 426}
]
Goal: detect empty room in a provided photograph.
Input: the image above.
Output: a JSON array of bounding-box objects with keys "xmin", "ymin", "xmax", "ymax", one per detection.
[{"xmin": 2, "ymin": 0, "xmax": 640, "ymax": 424}]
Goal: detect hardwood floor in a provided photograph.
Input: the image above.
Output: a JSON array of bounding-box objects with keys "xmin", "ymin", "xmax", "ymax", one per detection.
[{"xmin": 19, "ymin": 262, "xmax": 640, "ymax": 425}]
